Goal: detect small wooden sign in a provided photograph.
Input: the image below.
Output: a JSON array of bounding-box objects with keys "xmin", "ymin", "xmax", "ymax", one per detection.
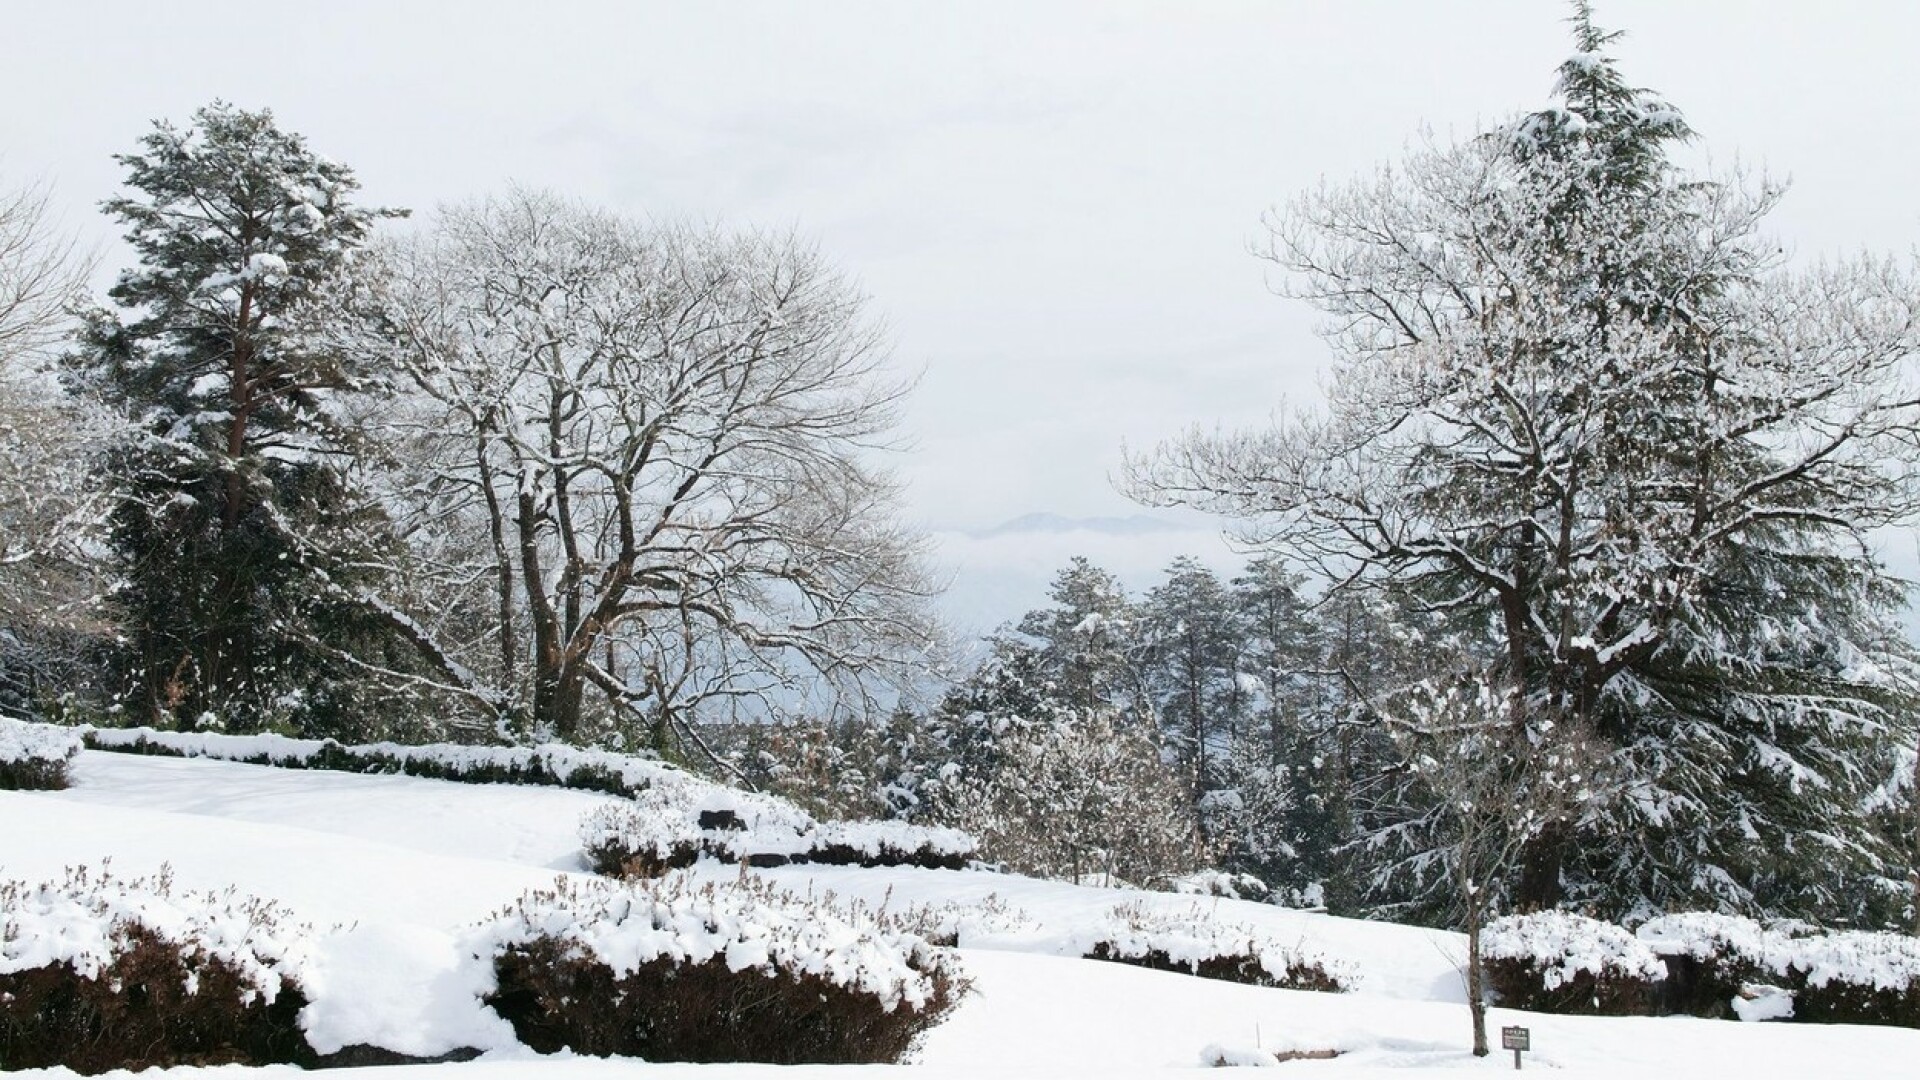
[{"xmin": 1502, "ymin": 1025, "xmax": 1530, "ymax": 1069}]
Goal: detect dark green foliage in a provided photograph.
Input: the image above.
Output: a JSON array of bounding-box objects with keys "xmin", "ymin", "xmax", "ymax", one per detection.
[
  {"xmin": 0, "ymin": 927, "xmax": 311, "ymax": 1073},
  {"xmin": 0, "ymin": 757, "xmax": 67, "ymax": 790},
  {"xmin": 1651, "ymin": 953, "xmax": 1778, "ymax": 1021},
  {"xmin": 487, "ymin": 938, "xmax": 959, "ymax": 1064},
  {"xmin": 1792, "ymin": 978, "xmax": 1920, "ymax": 1029},
  {"xmin": 67, "ymin": 102, "xmax": 413, "ymax": 736}
]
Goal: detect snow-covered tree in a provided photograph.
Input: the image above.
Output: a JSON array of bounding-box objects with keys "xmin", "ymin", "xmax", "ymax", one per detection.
[
  {"xmin": 350, "ymin": 190, "xmax": 939, "ymax": 750},
  {"xmin": 68, "ymin": 102, "xmax": 411, "ymax": 733},
  {"xmin": 0, "ymin": 180, "xmax": 115, "ymax": 715},
  {"xmin": 1127, "ymin": 8, "xmax": 1920, "ymax": 924},
  {"xmin": 925, "ymin": 677, "xmax": 1200, "ymax": 886},
  {"xmin": 1012, "ymin": 556, "xmax": 1151, "ymax": 726},
  {"xmin": 1137, "ymin": 557, "xmax": 1244, "ymax": 835}
]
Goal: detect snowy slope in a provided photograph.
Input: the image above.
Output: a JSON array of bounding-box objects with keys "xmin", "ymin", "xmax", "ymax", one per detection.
[{"xmin": 3, "ymin": 749, "xmax": 1917, "ymax": 1076}]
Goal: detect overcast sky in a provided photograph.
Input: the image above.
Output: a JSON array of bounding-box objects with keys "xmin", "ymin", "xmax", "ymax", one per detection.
[{"xmin": 6, "ymin": 1, "xmax": 1920, "ymax": 620}]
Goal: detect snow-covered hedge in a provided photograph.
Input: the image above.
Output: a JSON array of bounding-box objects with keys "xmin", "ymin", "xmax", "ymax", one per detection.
[
  {"xmin": 473, "ymin": 873, "xmax": 964, "ymax": 1063},
  {"xmin": 0, "ymin": 864, "xmax": 314, "ymax": 1072},
  {"xmin": 0, "ymin": 715, "xmax": 82, "ymax": 789},
  {"xmin": 82, "ymin": 723, "xmax": 676, "ymax": 797},
  {"xmin": 1789, "ymin": 930, "xmax": 1920, "ymax": 1028},
  {"xmin": 1481, "ymin": 911, "xmax": 1666, "ymax": 1016},
  {"xmin": 899, "ymin": 893, "xmax": 1038, "ymax": 948},
  {"xmin": 1636, "ymin": 912, "xmax": 1795, "ymax": 1020},
  {"xmin": 1069, "ymin": 901, "xmax": 1351, "ymax": 992},
  {"xmin": 580, "ymin": 785, "xmax": 976, "ymax": 877}
]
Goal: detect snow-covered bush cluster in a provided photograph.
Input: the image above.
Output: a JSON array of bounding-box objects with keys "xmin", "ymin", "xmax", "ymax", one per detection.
[
  {"xmin": 0, "ymin": 863, "xmax": 314, "ymax": 1072},
  {"xmin": 1067, "ymin": 901, "xmax": 1351, "ymax": 992},
  {"xmin": 580, "ymin": 784, "xmax": 975, "ymax": 878},
  {"xmin": 83, "ymin": 723, "xmax": 676, "ymax": 797},
  {"xmin": 1487, "ymin": 909, "xmax": 1920, "ymax": 1027},
  {"xmin": 1481, "ymin": 910, "xmax": 1665, "ymax": 1016},
  {"xmin": 0, "ymin": 714, "xmax": 82, "ymax": 789},
  {"xmin": 1789, "ymin": 930, "xmax": 1920, "ymax": 1027},
  {"xmin": 1635, "ymin": 912, "xmax": 1794, "ymax": 1019},
  {"xmin": 473, "ymin": 872, "xmax": 964, "ymax": 1063},
  {"xmin": 898, "ymin": 893, "xmax": 1038, "ymax": 948}
]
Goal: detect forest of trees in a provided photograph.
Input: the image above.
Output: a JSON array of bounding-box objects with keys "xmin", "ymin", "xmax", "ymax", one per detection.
[{"xmin": 2, "ymin": 6, "xmax": 1917, "ymax": 935}]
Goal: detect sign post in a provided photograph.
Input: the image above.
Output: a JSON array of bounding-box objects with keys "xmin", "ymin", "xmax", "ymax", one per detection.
[{"xmin": 1500, "ymin": 1025, "xmax": 1530, "ymax": 1070}]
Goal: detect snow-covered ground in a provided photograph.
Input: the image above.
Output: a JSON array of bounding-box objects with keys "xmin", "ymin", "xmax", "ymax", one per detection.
[{"xmin": 4, "ymin": 749, "xmax": 1918, "ymax": 1077}]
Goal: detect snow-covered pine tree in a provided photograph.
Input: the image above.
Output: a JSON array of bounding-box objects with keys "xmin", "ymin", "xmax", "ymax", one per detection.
[
  {"xmin": 1012, "ymin": 556, "xmax": 1152, "ymax": 726},
  {"xmin": 1136, "ymin": 556, "xmax": 1245, "ymax": 840},
  {"xmin": 1127, "ymin": 5, "xmax": 1920, "ymax": 926},
  {"xmin": 70, "ymin": 103, "xmax": 411, "ymax": 734}
]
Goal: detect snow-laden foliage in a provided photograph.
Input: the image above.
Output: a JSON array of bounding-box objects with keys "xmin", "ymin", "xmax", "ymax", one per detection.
[
  {"xmin": 0, "ymin": 863, "xmax": 312, "ymax": 1000},
  {"xmin": 896, "ymin": 894, "xmax": 1351, "ymax": 992},
  {"xmin": 473, "ymin": 872, "xmax": 964, "ymax": 1062},
  {"xmin": 341, "ymin": 189, "xmax": 939, "ymax": 749},
  {"xmin": 474, "ymin": 872, "xmax": 956, "ymax": 1013},
  {"xmin": 0, "ymin": 714, "xmax": 81, "ymax": 788},
  {"xmin": 1791, "ymin": 931, "xmax": 1920, "ymax": 994},
  {"xmin": 69, "ymin": 102, "xmax": 417, "ymax": 738},
  {"xmin": 1635, "ymin": 912, "xmax": 1795, "ymax": 1019},
  {"xmin": 0, "ymin": 863, "xmax": 316, "ymax": 1071},
  {"xmin": 1636, "ymin": 912, "xmax": 1793, "ymax": 975},
  {"xmin": 1126, "ymin": 7, "xmax": 1920, "ymax": 926},
  {"xmin": 1481, "ymin": 910, "xmax": 1665, "ymax": 1016},
  {"xmin": 896, "ymin": 893, "xmax": 1038, "ymax": 948},
  {"xmin": 1068, "ymin": 900, "xmax": 1352, "ymax": 992},
  {"xmin": 579, "ymin": 783, "xmax": 974, "ymax": 877},
  {"xmin": 925, "ymin": 698, "xmax": 1199, "ymax": 887}
]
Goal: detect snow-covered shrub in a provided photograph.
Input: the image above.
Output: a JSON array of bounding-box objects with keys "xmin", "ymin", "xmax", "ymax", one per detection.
[
  {"xmin": 0, "ymin": 864, "xmax": 314, "ymax": 1072},
  {"xmin": 1170, "ymin": 870, "xmax": 1272, "ymax": 902},
  {"xmin": 474, "ymin": 873, "xmax": 964, "ymax": 1063},
  {"xmin": 1073, "ymin": 901, "xmax": 1351, "ymax": 992},
  {"xmin": 1788, "ymin": 930, "xmax": 1920, "ymax": 1028},
  {"xmin": 1481, "ymin": 911, "xmax": 1665, "ymax": 1016},
  {"xmin": 1635, "ymin": 912, "xmax": 1794, "ymax": 1019},
  {"xmin": 0, "ymin": 715, "xmax": 81, "ymax": 789},
  {"xmin": 580, "ymin": 787, "xmax": 974, "ymax": 878},
  {"xmin": 898, "ymin": 893, "xmax": 1038, "ymax": 948},
  {"xmin": 83, "ymin": 724, "xmax": 667, "ymax": 797}
]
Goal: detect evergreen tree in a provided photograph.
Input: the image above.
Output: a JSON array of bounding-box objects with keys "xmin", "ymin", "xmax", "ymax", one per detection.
[
  {"xmin": 1137, "ymin": 557, "xmax": 1244, "ymax": 839},
  {"xmin": 1012, "ymin": 556, "xmax": 1150, "ymax": 725},
  {"xmin": 1129, "ymin": 5, "xmax": 1920, "ymax": 925},
  {"xmin": 70, "ymin": 102, "xmax": 409, "ymax": 733}
]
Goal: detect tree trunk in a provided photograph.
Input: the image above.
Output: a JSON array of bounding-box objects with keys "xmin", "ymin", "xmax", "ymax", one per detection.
[
  {"xmin": 1909, "ymin": 736, "xmax": 1920, "ymax": 937},
  {"xmin": 1513, "ymin": 821, "xmax": 1568, "ymax": 912},
  {"xmin": 1467, "ymin": 904, "xmax": 1490, "ymax": 1057}
]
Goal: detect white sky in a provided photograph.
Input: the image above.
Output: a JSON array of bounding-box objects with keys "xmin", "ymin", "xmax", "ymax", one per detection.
[{"xmin": 5, "ymin": 1, "xmax": 1920, "ymax": 605}]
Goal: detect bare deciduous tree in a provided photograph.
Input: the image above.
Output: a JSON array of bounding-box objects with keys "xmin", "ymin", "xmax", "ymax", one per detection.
[
  {"xmin": 0, "ymin": 180, "xmax": 112, "ymax": 649},
  {"xmin": 346, "ymin": 190, "xmax": 941, "ymax": 752}
]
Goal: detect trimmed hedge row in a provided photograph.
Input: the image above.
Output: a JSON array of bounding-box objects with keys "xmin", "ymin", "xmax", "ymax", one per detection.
[
  {"xmin": 475, "ymin": 873, "xmax": 965, "ymax": 1064},
  {"xmin": 82, "ymin": 726, "xmax": 649, "ymax": 797},
  {"xmin": 1483, "ymin": 910, "xmax": 1920, "ymax": 1028},
  {"xmin": 0, "ymin": 867, "xmax": 313, "ymax": 1074},
  {"xmin": 580, "ymin": 794, "xmax": 976, "ymax": 879},
  {"xmin": 0, "ymin": 716, "xmax": 82, "ymax": 790}
]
